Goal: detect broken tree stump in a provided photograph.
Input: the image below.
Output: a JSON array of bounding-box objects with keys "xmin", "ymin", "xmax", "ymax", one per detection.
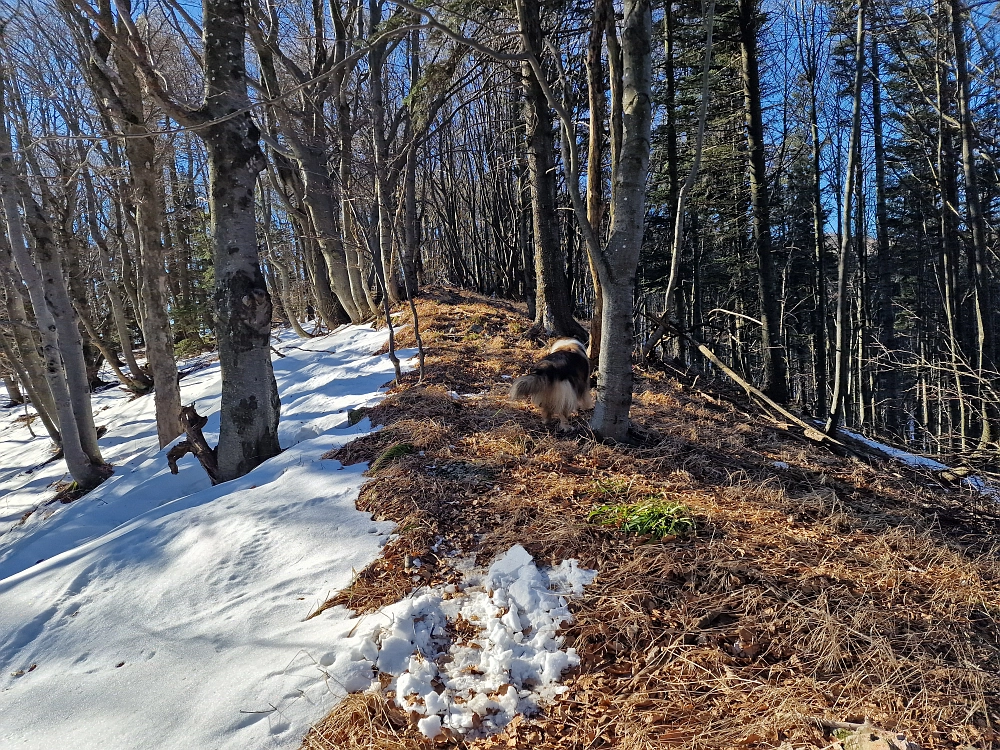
[{"xmin": 166, "ymin": 405, "xmax": 221, "ymax": 485}]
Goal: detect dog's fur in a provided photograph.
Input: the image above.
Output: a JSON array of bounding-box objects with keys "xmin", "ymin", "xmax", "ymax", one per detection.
[{"xmin": 509, "ymin": 338, "xmax": 594, "ymax": 431}]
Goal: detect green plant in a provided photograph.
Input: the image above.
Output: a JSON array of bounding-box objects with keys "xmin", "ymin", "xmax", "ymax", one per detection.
[
  {"xmin": 369, "ymin": 442, "xmax": 415, "ymax": 473},
  {"xmin": 591, "ymin": 477, "xmax": 634, "ymax": 497},
  {"xmin": 588, "ymin": 497, "xmax": 695, "ymax": 538}
]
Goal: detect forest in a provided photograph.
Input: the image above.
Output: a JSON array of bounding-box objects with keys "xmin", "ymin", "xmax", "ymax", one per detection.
[{"xmin": 0, "ymin": 0, "xmax": 998, "ymax": 490}]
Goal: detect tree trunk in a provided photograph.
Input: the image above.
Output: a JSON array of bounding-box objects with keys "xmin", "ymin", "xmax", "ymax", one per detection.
[
  {"xmin": 640, "ymin": 0, "xmax": 715, "ymax": 361},
  {"xmin": 826, "ymin": 0, "xmax": 865, "ymax": 435},
  {"xmin": 589, "ymin": 0, "xmax": 653, "ymax": 441},
  {"xmin": 0, "ymin": 231, "xmax": 59, "ymax": 438},
  {"xmin": 585, "ymin": 0, "xmax": 609, "ymax": 363},
  {"xmin": 738, "ymin": 0, "xmax": 788, "ymax": 403},
  {"xmin": 202, "ymin": 0, "xmax": 281, "ymax": 481},
  {"xmin": 369, "ymin": 26, "xmax": 405, "ymax": 308},
  {"xmin": 0, "ymin": 115, "xmax": 106, "ymax": 487},
  {"xmin": 82, "ymin": 166, "xmax": 152, "ymax": 391},
  {"xmin": 516, "ymin": 0, "xmax": 586, "ymax": 340},
  {"xmin": 949, "ymin": 0, "xmax": 994, "ymax": 447},
  {"xmin": 871, "ymin": 29, "xmax": 898, "ymax": 435},
  {"xmin": 805, "ymin": 37, "xmax": 828, "ymax": 418},
  {"xmin": 401, "ymin": 30, "xmax": 421, "ymax": 300},
  {"xmin": 122, "ymin": 131, "xmax": 183, "ymax": 447}
]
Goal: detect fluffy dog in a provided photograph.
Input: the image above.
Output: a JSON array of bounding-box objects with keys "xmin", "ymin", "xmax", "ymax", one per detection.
[{"xmin": 509, "ymin": 338, "xmax": 594, "ymax": 431}]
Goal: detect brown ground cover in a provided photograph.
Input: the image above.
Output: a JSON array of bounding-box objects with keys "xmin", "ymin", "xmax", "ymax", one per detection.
[{"xmin": 303, "ymin": 287, "xmax": 1000, "ymax": 749}]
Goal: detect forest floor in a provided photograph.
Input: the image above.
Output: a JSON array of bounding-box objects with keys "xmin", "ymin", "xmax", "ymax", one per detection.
[{"xmin": 302, "ymin": 287, "xmax": 1000, "ymax": 750}]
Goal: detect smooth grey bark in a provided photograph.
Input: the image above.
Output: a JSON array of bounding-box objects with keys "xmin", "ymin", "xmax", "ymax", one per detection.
[
  {"xmin": 0, "ymin": 79, "xmax": 104, "ymax": 467},
  {"xmin": 0, "ymin": 231, "xmax": 58, "ymax": 436},
  {"xmin": 259, "ymin": 186, "xmax": 313, "ymax": 340},
  {"xmin": 65, "ymin": 0, "xmax": 180, "ymax": 443},
  {"xmin": 75, "ymin": 0, "xmax": 281, "ymax": 480},
  {"xmin": 369, "ymin": 15, "xmax": 404, "ymax": 308},
  {"xmin": 250, "ymin": 37, "xmax": 367, "ymax": 324},
  {"xmin": 202, "ymin": 0, "xmax": 281, "ymax": 480},
  {"xmin": 119, "ymin": 124, "xmax": 183, "ymax": 448},
  {"xmin": 336, "ymin": 84, "xmax": 375, "ymax": 318},
  {"xmin": 0, "ymin": 244, "xmax": 60, "ymax": 443},
  {"xmin": 0, "ymin": 119, "xmax": 106, "ymax": 487},
  {"xmin": 2, "ymin": 371, "xmax": 22, "ymax": 404},
  {"xmin": 81, "ymin": 166, "xmax": 152, "ymax": 391},
  {"xmin": 589, "ymin": 0, "xmax": 653, "ymax": 441}
]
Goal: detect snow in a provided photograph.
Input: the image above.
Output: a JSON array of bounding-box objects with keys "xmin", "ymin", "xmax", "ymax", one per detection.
[
  {"xmin": 0, "ymin": 325, "xmax": 407, "ymax": 750},
  {"xmin": 839, "ymin": 428, "xmax": 997, "ymax": 497},
  {"xmin": 334, "ymin": 544, "xmax": 596, "ymax": 740},
  {"xmin": 0, "ymin": 324, "xmax": 596, "ymax": 750}
]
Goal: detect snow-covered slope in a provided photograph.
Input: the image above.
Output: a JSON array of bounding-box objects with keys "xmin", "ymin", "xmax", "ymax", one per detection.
[{"xmin": 0, "ymin": 325, "xmax": 407, "ymax": 750}]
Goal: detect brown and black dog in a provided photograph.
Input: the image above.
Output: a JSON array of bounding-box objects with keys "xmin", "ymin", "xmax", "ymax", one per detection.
[{"xmin": 509, "ymin": 338, "xmax": 594, "ymax": 431}]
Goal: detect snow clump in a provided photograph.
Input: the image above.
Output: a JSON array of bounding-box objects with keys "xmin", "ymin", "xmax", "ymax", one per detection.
[{"xmin": 344, "ymin": 545, "xmax": 596, "ymax": 740}]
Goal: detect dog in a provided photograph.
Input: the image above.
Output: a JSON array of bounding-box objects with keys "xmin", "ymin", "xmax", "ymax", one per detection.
[{"xmin": 509, "ymin": 338, "xmax": 594, "ymax": 431}]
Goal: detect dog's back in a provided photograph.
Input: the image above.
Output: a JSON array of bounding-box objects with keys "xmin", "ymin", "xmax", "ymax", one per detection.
[
  {"xmin": 510, "ymin": 339, "xmax": 593, "ymax": 429},
  {"xmin": 531, "ymin": 345, "xmax": 590, "ymax": 397}
]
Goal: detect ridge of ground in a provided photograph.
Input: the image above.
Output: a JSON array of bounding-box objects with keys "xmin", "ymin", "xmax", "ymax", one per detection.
[{"xmin": 303, "ymin": 287, "xmax": 1000, "ymax": 750}]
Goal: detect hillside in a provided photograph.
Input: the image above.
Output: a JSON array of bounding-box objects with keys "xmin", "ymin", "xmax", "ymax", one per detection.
[
  {"xmin": 303, "ymin": 289, "xmax": 1000, "ymax": 750},
  {"xmin": 1, "ymin": 289, "xmax": 997, "ymax": 750}
]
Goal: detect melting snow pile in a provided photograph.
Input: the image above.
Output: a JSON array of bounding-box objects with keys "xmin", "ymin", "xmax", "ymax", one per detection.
[{"xmin": 342, "ymin": 544, "xmax": 596, "ymax": 741}]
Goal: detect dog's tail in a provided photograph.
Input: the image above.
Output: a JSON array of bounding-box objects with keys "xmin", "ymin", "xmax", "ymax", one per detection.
[{"xmin": 509, "ymin": 374, "xmax": 545, "ymax": 401}]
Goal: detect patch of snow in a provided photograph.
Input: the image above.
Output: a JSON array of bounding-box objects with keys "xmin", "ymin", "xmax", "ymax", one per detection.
[
  {"xmin": 772, "ymin": 461, "xmax": 789, "ymax": 470},
  {"xmin": 0, "ymin": 324, "xmax": 417, "ymax": 750},
  {"xmin": 336, "ymin": 544, "xmax": 595, "ymax": 741},
  {"xmin": 839, "ymin": 427, "xmax": 998, "ymax": 498}
]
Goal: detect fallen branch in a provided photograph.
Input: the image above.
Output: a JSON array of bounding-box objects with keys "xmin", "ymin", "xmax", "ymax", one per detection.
[
  {"xmin": 648, "ymin": 317, "xmax": 849, "ymax": 453},
  {"xmin": 166, "ymin": 405, "xmax": 220, "ymax": 484}
]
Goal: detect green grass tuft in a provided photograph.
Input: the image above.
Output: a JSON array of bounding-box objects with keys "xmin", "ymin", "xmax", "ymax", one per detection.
[
  {"xmin": 369, "ymin": 442, "xmax": 415, "ymax": 473},
  {"xmin": 588, "ymin": 497, "xmax": 696, "ymax": 538}
]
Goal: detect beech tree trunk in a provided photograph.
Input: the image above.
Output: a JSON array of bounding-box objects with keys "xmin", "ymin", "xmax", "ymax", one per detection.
[
  {"xmin": 81, "ymin": 166, "xmax": 152, "ymax": 391},
  {"xmin": 589, "ymin": 0, "xmax": 653, "ymax": 441},
  {"xmin": 123, "ymin": 131, "xmax": 183, "ymax": 448},
  {"xmin": 68, "ymin": 0, "xmax": 180, "ymax": 444},
  {"xmin": 0, "ymin": 241, "xmax": 60, "ymax": 443},
  {"xmin": 202, "ymin": 0, "xmax": 281, "ymax": 481},
  {"xmin": 0, "ymin": 102, "xmax": 106, "ymax": 488}
]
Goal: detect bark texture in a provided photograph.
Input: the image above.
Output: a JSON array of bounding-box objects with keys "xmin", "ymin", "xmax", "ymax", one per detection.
[
  {"xmin": 202, "ymin": 0, "xmax": 281, "ymax": 480},
  {"xmin": 516, "ymin": 0, "xmax": 586, "ymax": 340},
  {"xmin": 589, "ymin": 0, "xmax": 653, "ymax": 441}
]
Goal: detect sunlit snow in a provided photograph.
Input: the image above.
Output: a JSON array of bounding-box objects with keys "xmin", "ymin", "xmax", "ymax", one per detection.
[{"xmin": 0, "ymin": 324, "xmax": 594, "ymax": 750}]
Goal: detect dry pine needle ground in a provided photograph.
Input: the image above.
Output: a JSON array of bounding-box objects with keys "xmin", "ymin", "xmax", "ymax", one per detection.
[{"xmin": 302, "ymin": 287, "xmax": 1000, "ymax": 750}]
